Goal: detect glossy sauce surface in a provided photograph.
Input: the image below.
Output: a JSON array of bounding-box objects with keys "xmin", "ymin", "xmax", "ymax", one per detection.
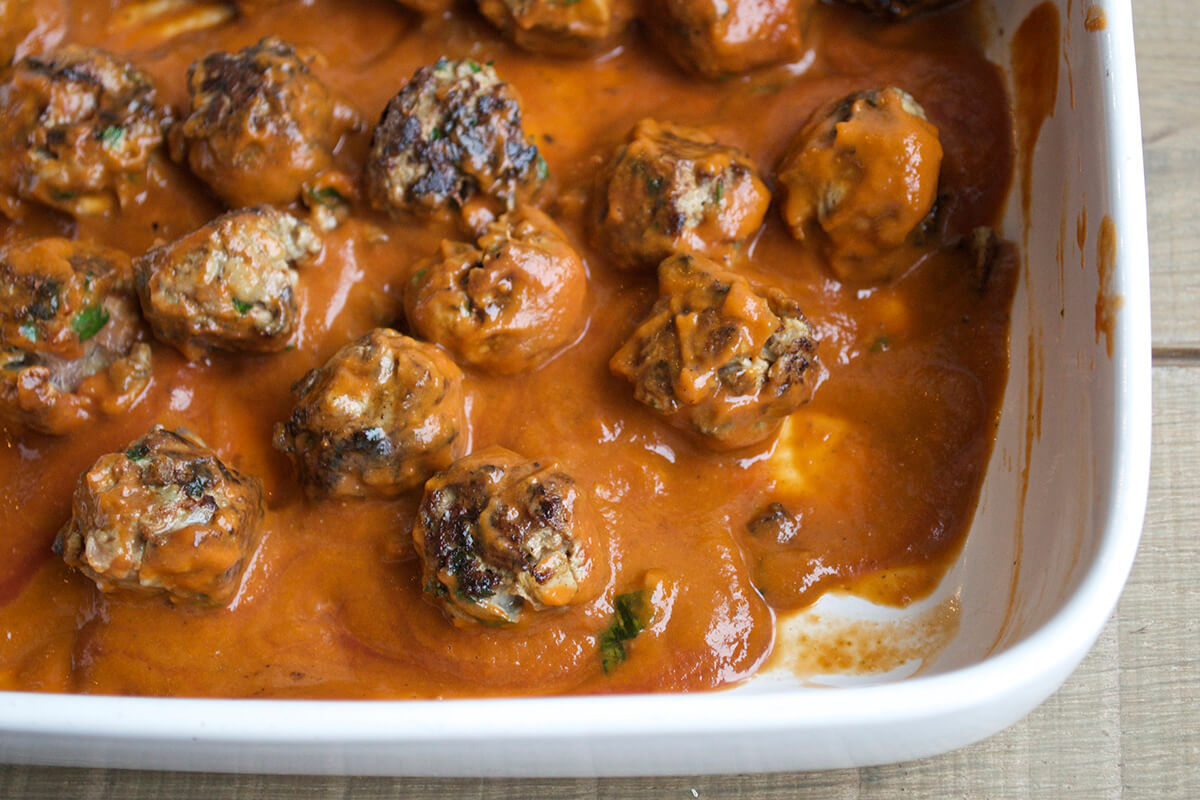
[{"xmin": 0, "ymin": 0, "xmax": 1016, "ymax": 697}]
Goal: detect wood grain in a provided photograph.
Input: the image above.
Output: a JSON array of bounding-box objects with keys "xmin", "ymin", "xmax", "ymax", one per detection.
[
  {"xmin": 2, "ymin": 0, "xmax": 1198, "ymax": 795},
  {"xmin": 1137, "ymin": 0, "xmax": 1200, "ymax": 348}
]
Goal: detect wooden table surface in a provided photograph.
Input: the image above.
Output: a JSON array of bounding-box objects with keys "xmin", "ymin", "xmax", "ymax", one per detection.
[{"xmin": 3, "ymin": 1, "xmax": 1197, "ymax": 796}]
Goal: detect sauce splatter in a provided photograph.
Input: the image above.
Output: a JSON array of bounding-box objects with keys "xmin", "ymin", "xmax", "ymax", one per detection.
[
  {"xmin": 1011, "ymin": 2, "xmax": 1061, "ymax": 240},
  {"xmin": 1077, "ymin": 206, "xmax": 1089, "ymax": 270},
  {"xmin": 1095, "ymin": 215, "xmax": 1122, "ymax": 357},
  {"xmin": 1085, "ymin": 5, "xmax": 1107, "ymax": 32}
]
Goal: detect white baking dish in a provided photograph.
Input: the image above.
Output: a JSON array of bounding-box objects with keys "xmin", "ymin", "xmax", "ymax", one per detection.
[{"xmin": 0, "ymin": 0, "xmax": 1149, "ymax": 775}]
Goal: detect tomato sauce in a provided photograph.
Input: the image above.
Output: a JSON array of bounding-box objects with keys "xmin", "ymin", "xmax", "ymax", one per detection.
[{"xmin": 0, "ymin": 0, "xmax": 1016, "ymax": 697}]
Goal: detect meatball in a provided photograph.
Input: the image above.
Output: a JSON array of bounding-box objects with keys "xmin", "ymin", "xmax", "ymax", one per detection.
[
  {"xmin": 0, "ymin": 238, "xmax": 151, "ymax": 435},
  {"xmin": 610, "ymin": 253, "xmax": 819, "ymax": 450},
  {"xmin": 838, "ymin": 0, "xmax": 957, "ymax": 18},
  {"xmin": 413, "ymin": 446, "xmax": 597, "ymax": 625},
  {"xmin": 476, "ymin": 0, "xmax": 636, "ymax": 57},
  {"xmin": 0, "ymin": 46, "xmax": 165, "ymax": 218},
  {"xmin": 776, "ymin": 87, "xmax": 943, "ymax": 284},
  {"xmin": 590, "ymin": 119, "xmax": 770, "ymax": 270},
  {"xmin": 273, "ymin": 329, "xmax": 467, "ymax": 499},
  {"xmin": 170, "ymin": 37, "xmax": 361, "ymax": 209},
  {"xmin": 642, "ymin": 0, "xmax": 811, "ymax": 78},
  {"xmin": 365, "ymin": 58, "xmax": 545, "ymax": 227},
  {"xmin": 405, "ymin": 207, "xmax": 587, "ymax": 374},
  {"xmin": 55, "ymin": 426, "xmax": 264, "ymax": 607},
  {"xmin": 134, "ymin": 206, "xmax": 320, "ymax": 360}
]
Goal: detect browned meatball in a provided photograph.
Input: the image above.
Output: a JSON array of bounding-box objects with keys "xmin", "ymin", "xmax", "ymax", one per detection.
[
  {"xmin": 413, "ymin": 446, "xmax": 598, "ymax": 626},
  {"xmin": 169, "ymin": 37, "xmax": 360, "ymax": 209},
  {"xmin": 642, "ymin": 0, "xmax": 812, "ymax": 78},
  {"xmin": 0, "ymin": 238, "xmax": 151, "ymax": 435},
  {"xmin": 476, "ymin": 0, "xmax": 636, "ymax": 57},
  {"xmin": 55, "ymin": 426, "xmax": 264, "ymax": 607},
  {"xmin": 838, "ymin": 0, "xmax": 958, "ymax": 18},
  {"xmin": 776, "ymin": 87, "xmax": 943, "ymax": 284},
  {"xmin": 134, "ymin": 206, "xmax": 320, "ymax": 360},
  {"xmin": 365, "ymin": 58, "xmax": 545, "ymax": 228},
  {"xmin": 273, "ymin": 328, "xmax": 467, "ymax": 499},
  {"xmin": 610, "ymin": 253, "xmax": 819, "ymax": 450},
  {"xmin": 590, "ymin": 119, "xmax": 770, "ymax": 270},
  {"xmin": 405, "ymin": 207, "xmax": 587, "ymax": 374},
  {"xmin": 0, "ymin": 46, "xmax": 165, "ymax": 218}
]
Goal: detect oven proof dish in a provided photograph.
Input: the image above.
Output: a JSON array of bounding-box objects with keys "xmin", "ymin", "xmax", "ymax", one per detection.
[{"xmin": 0, "ymin": 0, "xmax": 1150, "ymax": 775}]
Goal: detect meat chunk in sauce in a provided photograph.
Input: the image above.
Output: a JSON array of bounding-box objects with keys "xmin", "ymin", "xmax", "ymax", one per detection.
[
  {"xmin": 776, "ymin": 87, "xmax": 943, "ymax": 284},
  {"xmin": 170, "ymin": 37, "xmax": 360, "ymax": 209},
  {"xmin": 837, "ymin": 0, "xmax": 958, "ymax": 19},
  {"xmin": 55, "ymin": 425, "xmax": 264, "ymax": 607},
  {"xmin": 365, "ymin": 58, "xmax": 544, "ymax": 228},
  {"xmin": 476, "ymin": 0, "xmax": 636, "ymax": 57},
  {"xmin": 273, "ymin": 328, "xmax": 467, "ymax": 499},
  {"xmin": 413, "ymin": 446, "xmax": 597, "ymax": 626},
  {"xmin": 642, "ymin": 0, "xmax": 812, "ymax": 78},
  {"xmin": 134, "ymin": 206, "xmax": 319, "ymax": 360},
  {"xmin": 611, "ymin": 253, "xmax": 819, "ymax": 450},
  {"xmin": 0, "ymin": 238, "xmax": 151, "ymax": 435},
  {"xmin": 590, "ymin": 119, "xmax": 770, "ymax": 270},
  {"xmin": 0, "ymin": 46, "xmax": 165, "ymax": 218},
  {"xmin": 405, "ymin": 206, "xmax": 586, "ymax": 374}
]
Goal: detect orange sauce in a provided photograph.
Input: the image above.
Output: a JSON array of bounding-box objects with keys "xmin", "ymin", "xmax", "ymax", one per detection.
[{"xmin": 0, "ymin": 0, "xmax": 1017, "ymax": 697}]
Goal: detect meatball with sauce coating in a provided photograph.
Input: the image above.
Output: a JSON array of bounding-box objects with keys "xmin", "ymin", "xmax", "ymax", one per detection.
[
  {"xmin": 134, "ymin": 206, "xmax": 320, "ymax": 360},
  {"xmin": 0, "ymin": 238, "xmax": 151, "ymax": 435},
  {"xmin": 476, "ymin": 0, "xmax": 636, "ymax": 57},
  {"xmin": 273, "ymin": 328, "xmax": 467, "ymax": 499},
  {"xmin": 611, "ymin": 253, "xmax": 820, "ymax": 450},
  {"xmin": 170, "ymin": 37, "xmax": 361, "ymax": 209},
  {"xmin": 414, "ymin": 446, "xmax": 598, "ymax": 626},
  {"xmin": 365, "ymin": 58, "xmax": 545, "ymax": 228},
  {"xmin": 405, "ymin": 206, "xmax": 586, "ymax": 374},
  {"xmin": 642, "ymin": 0, "xmax": 812, "ymax": 79},
  {"xmin": 590, "ymin": 119, "xmax": 770, "ymax": 270},
  {"xmin": 776, "ymin": 87, "xmax": 943, "ymax": 284},
  {"xmin": 55, "ymin": 426, "xmax": 264, "ymax": 607},
  {"xmin": 0, "ymin": 46, "xmax": 165, "ymax": 218}
]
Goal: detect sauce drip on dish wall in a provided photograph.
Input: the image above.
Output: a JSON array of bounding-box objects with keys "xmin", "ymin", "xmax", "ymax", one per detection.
[{"xmin": 0, "ymin": 0, "xmax": 1016, "ymax": 697}]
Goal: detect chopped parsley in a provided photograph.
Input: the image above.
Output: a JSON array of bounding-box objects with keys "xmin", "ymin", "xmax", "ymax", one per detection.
[
  {"xmin": 535, "ymin": 153, "xmax": 549, "ymax": 181},
  {"xmin": 232, "ymin": 298, "xmax": 253, "ymax": 315},
  {"xmin": 409, "ymin": 268, "xmax": 428, "ymax": 286},
  {"xmin": 429, "ymin": 127, "xmax": 445, "ymax": 141},
  {"xmin": 599, "ymin": 590, "xmax": 649, "ymax": 674},
  {"xmin": 125, "ymin": 443, "xmax": 150, "ymax": 462},
  {"xmin": 869, "ymin": 335, "xmax": 891, "ymax": 353},
  {"xmin": 713, "ymin": 179, "xmax": 725, "ymax": 203},
  {"xmin": 18, "ymin": 322, "xmax": 37, "ymax": 342},
  {"xmin": 70, "ymin": 305, "xmax": 110, "ymax": 342},
  {"xmin": 307, "ymin": 186, "xmax": 344, "ymax": 208},
  {"xmin": 99, "ymin": 126, "xmax": 124, "ymax": 147}
]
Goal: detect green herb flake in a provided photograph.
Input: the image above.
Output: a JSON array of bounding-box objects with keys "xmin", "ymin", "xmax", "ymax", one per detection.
[
  {"xmin": 466, "ymin": 60, "xmax": 482, "ymax": 74},
  {"xmin": 233, "ymin": 298, "xmax": 253, "ymax": 315},
  {"xmin": 535, "ymin": 153, "xmax": 549, "ymax": 181},
  {"xmin": 599, "ymin": 590, "xmax": 649, "ymax": 674},
  {"xmin": 713, "ymin": 180, "xmax": 725, "ymax": 203},
  {"xmin": 18, "ymin": 322, "xmax": 37, "ymax": 342},
  {"xmin": 409, "ymin": 268, "xmax": 428, "ymax": 286},
  {"xmin": 70, "ymin": 305, "xmax": 110, "ymax": 342},
  {"xmin": 869, "ymin": 335, "xmax": 891, "ymax": 353},
  {"xmin": 308, "ymin": 186, "xmax": 344, "ymax": 208},
  {"xmin": 429, "ymin": 127, "xmax": 445, "ymax": 141},
  {"xmin": 52, "ymin": 190, "xmax": 75, "ymax": 201},
  {"xmin": 99, "ymin": 125, "xmax": 124, "ymax": 147},
  {"xmin": 125, "ymin": 443, "xmax": 150, "ymax": 462}
]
